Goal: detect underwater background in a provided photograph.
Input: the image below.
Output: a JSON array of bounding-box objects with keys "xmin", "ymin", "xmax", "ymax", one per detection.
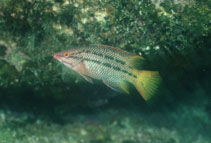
[{"xmin": 0, "ymin": 0, "xmax": 210, "ymax": 143}]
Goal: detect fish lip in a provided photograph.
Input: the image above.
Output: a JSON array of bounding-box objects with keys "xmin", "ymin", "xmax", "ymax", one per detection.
[{"xmin": 53, "ymin": 53, "xmax": 61, "ymax": 59}]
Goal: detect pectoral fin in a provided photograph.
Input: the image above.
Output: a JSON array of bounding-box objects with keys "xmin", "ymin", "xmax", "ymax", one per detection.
[{"xmin": 76, "ymin": 63, "xmax": 94, "ymax": 84}]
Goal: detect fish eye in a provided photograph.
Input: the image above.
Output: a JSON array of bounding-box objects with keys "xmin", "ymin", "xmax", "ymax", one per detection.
[{"xmin": 64, "ymin": 52, "xmax": 70, "ymax": 58}]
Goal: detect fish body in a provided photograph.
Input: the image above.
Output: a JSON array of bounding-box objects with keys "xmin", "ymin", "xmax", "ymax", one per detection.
[{"xmin": 54, "ymin": 45, "xmax": 161, "ymax": 101}]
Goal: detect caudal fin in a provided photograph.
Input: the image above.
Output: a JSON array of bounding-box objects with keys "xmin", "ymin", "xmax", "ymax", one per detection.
[{"xmin": 134, "ymin": 70, "xmax": 162, "ymax": 101}]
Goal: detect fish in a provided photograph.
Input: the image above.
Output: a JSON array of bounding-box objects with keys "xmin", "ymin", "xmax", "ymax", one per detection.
[{"xmin": 54, "ymin": 45, "xmax": 161, "ymax": 101}]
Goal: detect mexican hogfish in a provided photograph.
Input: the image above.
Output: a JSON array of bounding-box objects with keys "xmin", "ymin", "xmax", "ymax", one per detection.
[{"xmin": 54, "ymin": 45, "xmax": 161, "ymax": 101}]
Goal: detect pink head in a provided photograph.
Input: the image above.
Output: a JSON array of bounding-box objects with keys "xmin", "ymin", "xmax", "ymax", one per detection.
[
  {"xmin": 53, "ymin": 50, "xmax": 77, "ymax": 68},
  {"xmin": 53, "ymin": 51, "xmax": 70, "ymax": 60}
]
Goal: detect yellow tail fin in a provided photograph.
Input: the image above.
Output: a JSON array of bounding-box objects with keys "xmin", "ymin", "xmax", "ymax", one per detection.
[{"xmin": 134, "ymin": 70, "xmax": 162, "ymax": 101}]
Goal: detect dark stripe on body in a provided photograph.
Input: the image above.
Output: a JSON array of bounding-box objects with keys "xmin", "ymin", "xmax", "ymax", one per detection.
[
  {"xmin": 83, "ymin": 49, "xmax": 126, "ymax": 66},
  {"xmin": 71, "ymin": 50, "xmax": 85, "ymax": 56},
  {"xmin": 69, "ymin": 55, "xmax": 136, "ymax": 78},
  {"xmin": 112, "ymin": 66, "xmax": 121, "ymax": 71},
  {"xmin": 93, "ymin": 51, "xmax": 104, "ymax": 57},
  {"xmin": 102, "ymin": 63, "xmax": 112, "ymax": 68},
  {"xmin": 104, "ymin": 55, "xmax": 114, "ymax": 60},
  {"xmin": 115, "ymin": 59, "xmax": 125, "ymax": 65}
]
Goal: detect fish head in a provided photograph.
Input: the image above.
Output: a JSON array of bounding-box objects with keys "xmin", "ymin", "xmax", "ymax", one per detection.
[{"xmin": 53, "ymin": 50, "xmax": 79, "ymax": 68}]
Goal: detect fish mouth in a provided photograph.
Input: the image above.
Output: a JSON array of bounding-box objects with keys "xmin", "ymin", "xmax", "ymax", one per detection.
[{"xmin": 53, "ymin": 53, "xmax": 61, "ymax": 59}]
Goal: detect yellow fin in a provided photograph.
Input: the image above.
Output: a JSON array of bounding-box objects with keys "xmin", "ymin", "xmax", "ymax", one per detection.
[
  {"xmin": 128, "ymin": 55, "xmax": 145, "ymax": 69},
  {"xmin": 119, "ymin": 81, "xmax": 131, "ymax": 94},
  {"xmin": 134, "ymin": 70, "xmax": 162, "ymax": 101}
]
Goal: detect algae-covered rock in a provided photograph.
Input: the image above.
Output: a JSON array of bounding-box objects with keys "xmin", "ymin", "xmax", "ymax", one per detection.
[{"xmin": 0, "ymin": 60, "xmax": 18, "ymax": 87}]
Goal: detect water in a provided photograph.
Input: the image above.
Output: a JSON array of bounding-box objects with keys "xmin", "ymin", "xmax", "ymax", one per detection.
[{"xmin": 0, "ymin": 0, "xmax": 210, "ymax": 143}]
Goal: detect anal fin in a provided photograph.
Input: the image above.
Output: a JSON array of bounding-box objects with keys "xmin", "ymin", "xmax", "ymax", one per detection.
[{"xmin": 119, "ymin": 81, "xmax": 132, "ymax": 95}]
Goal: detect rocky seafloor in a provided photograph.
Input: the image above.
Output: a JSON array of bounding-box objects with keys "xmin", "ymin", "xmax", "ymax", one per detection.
[{"xmin": 0, "ymin": 86, "xmax": 210, "ymax": 143}]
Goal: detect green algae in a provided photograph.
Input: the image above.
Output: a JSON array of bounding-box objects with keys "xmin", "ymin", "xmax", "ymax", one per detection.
[{"xmin": 0, "ymin": 127, "xmax": 15, "ymax": 143}]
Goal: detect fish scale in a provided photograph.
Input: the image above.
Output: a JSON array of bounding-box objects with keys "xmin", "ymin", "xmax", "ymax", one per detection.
[
  {"xmin": 81, "ymin": 46, "xmax": 136, "ymax": 82},
  {"xmin": 84, "ymin": 58, "xmax": 130, "ymax": 83}
]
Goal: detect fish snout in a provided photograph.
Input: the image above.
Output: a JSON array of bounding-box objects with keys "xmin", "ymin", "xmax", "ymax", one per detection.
[{"xmin": 53, "ymin": 53, "xmax": 61, "ymax": 59}]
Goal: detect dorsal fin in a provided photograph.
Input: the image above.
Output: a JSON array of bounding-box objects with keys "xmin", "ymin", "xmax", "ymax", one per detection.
[{"xmin": 127, "ymin": 55, "xmax": 145, "ymax": 69}]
